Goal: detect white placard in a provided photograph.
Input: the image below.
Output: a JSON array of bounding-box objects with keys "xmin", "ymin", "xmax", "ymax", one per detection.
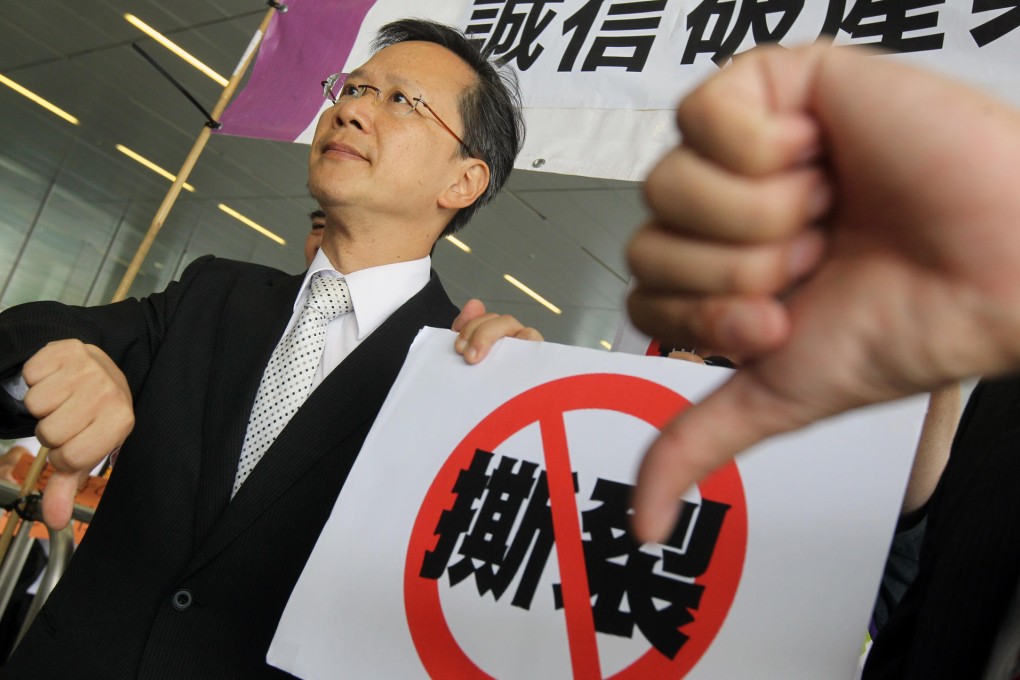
[{"xmin": 269, "ymin": 328, "xmax": 926, "ymax": 679}]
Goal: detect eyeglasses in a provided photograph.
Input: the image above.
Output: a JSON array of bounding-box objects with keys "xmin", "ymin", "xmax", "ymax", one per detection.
[{"xmin": 321, "ymin": 73, "xmax": 473, "ymax": 157}]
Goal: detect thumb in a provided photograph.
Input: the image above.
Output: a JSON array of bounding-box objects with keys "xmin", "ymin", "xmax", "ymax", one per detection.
[
  {"xmin": 452, "ymin": 299, "xmax": 487, "ymax": 333},
  {"xmin": 631, "ymin": 370, "xmax": 808, "ymax": 543},
  {"xmin": 41, "ymin": 471, "xmax": 84, "ymax": 530}
]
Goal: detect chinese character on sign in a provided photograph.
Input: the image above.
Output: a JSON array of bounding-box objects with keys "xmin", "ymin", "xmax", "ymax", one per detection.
[
  {"xmin": 465, "ymin": 0, "xmax": 666, "ymax": 72},
  {"xmin": 559, "ymin": 0, "xmax": 667, "ymax": 72},
  {"xmin": 682, "ymin": 0, "xmax": 951, "ymax": 68},
  {"xmin": 970, "ymin": 0, "xmax": 1020, "ymax": 47},
  {"xmin": 466, "ymin": 0, "xmax": 566, "ymax": 70},
  {"xmin": 820, "ymin": 0, "xmax": 945, "ymax": 52},
  {"xmin": 565, "ymin": 477, "xmax": 731, "ymax": 659},
  {"xmin": 420, "ymin": 451, "xmax": 731, "ymax": 659},
  {"xmin": 420, "ymin": 449, "xmax": 561, "ymax": 608},
  {"xmin": 682, "ymin": 0, "xmax": 805, "ymax": 66}
]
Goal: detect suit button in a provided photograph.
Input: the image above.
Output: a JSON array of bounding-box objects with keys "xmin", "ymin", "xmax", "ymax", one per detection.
[{"xmin": 171, "ymin": 589, "xmax": 193, "ymax": 611}]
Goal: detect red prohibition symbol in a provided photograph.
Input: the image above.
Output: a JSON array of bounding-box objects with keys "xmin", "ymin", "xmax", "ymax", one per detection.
[{"xmin": 405, "ymin": 373, "xmax": 748, "ymax": 679}]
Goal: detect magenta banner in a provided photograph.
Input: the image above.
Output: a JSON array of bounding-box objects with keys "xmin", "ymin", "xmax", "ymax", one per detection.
[{"xmin": 217, "ymin": 0, "xmax": 376, "ymax": 142}]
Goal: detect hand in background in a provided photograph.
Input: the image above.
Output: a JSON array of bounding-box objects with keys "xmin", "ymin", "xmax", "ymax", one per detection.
[{"xmin": 22, "ymin": 340, "xmax": 133, "ymax": 528}]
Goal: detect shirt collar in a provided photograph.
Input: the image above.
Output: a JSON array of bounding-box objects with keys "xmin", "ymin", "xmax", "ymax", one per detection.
[{"xmin": 298, "ymin": 250, "xmax": 432, "ymax": 340}]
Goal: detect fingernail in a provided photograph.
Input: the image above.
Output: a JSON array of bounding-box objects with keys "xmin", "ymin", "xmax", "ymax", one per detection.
[
  {"xmin": 455, "ymin": 337, "xmax": 467, "ymax": 353},
  {"xmin": 465, "ymin": 347, "xmax": 478, "ymax": 363}
]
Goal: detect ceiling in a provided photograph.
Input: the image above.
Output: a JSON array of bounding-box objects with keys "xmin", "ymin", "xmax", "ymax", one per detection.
[{"xmin": 0, "ymin": 0, "xmax": 649, "ymax": 349}]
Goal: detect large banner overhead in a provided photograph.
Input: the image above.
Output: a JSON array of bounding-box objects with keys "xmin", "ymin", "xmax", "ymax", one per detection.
[{"xmin": 219, "ymin": 0, "xmax": 1020, "ymax": 180}]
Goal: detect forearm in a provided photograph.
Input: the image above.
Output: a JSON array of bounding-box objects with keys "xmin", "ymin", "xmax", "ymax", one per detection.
[
  {"xmin": 902, "ymin": 383, "xmax": 961, "ymax": 515},
  {"xmin": 0, "ymin": 254, "xmax": 214, "ymax": 417}
]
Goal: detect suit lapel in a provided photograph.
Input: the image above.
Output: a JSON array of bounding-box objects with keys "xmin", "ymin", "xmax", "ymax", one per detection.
[
  {"xmin": 183, "ymin": 273, "xmax": 456, "ymax": 575},
  {"xmin": 192, "ymin": 270, "xmax": 302, "ymax": 544}
]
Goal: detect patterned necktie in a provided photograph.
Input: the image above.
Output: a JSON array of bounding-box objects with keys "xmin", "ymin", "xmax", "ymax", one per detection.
[{"xmin": 232, "ymin": 272, "xmax": 353, "ymax": 496}]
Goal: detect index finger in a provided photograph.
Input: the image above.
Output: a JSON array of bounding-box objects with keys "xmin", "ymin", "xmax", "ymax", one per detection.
[
  {"xmin": 452, "ymin": 299, "xmax": 487, "ymax": 333},
  {"xmin": 677, "ymin": 46, "xmax": 826, "ymax": 175},
  {"xmin": 21, "ymin": 340, "xmax": 77, "ymax": 387}
]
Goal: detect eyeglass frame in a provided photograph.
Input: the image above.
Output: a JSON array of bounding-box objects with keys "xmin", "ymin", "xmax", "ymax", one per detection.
[{"xmin": 321, "ymin": 73, "xmax": 475, "ymax": 158}]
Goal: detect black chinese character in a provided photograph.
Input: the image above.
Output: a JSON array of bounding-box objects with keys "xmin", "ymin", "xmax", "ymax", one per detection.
[
  {"xmin": 421, "ymin": 453, "xmax": 731, "ymax": 660},
  {"xmin": 559, "ymin": 0, "xmax": 667, "ymax": 72},
  {"xmin": 562, "ymin": 478, "xmax": 730, "ymax": 659},
  {"xmin": 682, "ymin": 0, "xmax": 804, "ymax": 66},
  {"xmin": 971, "ymin": 0, "xmax": 1020, "ymax": 46},
  {"xmin": 420, "ymin": 448, "xmax": 494, "ymax": 579},
  {"xmin": 466, "ymin": 0, "xmax": 565, "ymax": 70},
  {"xmin": 820, "ymin": 0, "xmax": 945, "ymax": 52},
  {"xmin": 422, "ymin": 450, "xmax": 565, "ymax": 609}
]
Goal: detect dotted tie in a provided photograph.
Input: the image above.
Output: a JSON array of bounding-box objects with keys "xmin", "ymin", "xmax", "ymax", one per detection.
[{"xmin": 232, "ymin": 273, "xmax": 353, "ymax": 496}]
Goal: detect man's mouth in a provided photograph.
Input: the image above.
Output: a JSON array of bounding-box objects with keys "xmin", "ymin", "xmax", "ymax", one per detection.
[{"xmin": 322, "ymin": 140, "xmax": 367, "ymax": 161}]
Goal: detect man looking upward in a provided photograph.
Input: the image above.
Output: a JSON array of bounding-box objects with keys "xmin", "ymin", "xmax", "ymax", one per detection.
[{"xmin": 0, "ymin": 19, "xmax": 527, "ymax": 679}]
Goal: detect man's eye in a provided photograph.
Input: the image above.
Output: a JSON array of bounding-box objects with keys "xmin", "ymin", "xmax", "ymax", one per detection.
[
  {"xmin": 389, "ymin": 91, "xmax": 409, "ymax": 105},
  {"xmin": 343, "ymin": 84, "xmax": 362, "ymax": 97}
]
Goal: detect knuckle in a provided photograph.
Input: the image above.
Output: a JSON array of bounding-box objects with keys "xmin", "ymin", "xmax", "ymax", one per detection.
[
  {"xmin": 115, "ymin": 408, "xmax": 136, "ymax": 434},
  {"xmin": 643, "ymin": 157, "xmax": 682, "ymax": 218},
  {"xmin": 57, "ymin": 439, "xmax": 83, "ymax": 467},
  {"xmin": 35, "ymin": 421, "xmax": 61, "ymax": 449},
  {"xmin": 51, "ymin": 338, "xmax": 87, "ymax": 357},
  {"xmin": 22, "ymin": 390, "xmax": 45, "ymax": 417},
  {"xmin": 626, "ymin": 229, "xmax": 656, "ymax": 277}
]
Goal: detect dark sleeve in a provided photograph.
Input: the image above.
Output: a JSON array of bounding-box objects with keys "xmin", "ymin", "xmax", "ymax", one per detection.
[
  {"xmin": 0, "ymin": 255, "xmax": 216, "ymax": 437},
  {"xmin": 870, "ymin": 514, "xmax": 926, "ymax": 635}
]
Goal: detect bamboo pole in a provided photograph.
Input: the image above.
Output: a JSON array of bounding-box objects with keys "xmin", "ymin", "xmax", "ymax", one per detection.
[{"xmin": 111, "ymin": 4, "xmax": 281, "ymax": 303}]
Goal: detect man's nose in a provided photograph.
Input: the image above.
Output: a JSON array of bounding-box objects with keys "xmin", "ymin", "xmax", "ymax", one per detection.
[{"xmin": 332, "ymin": 93, "xmax": 377, "ymax": 132}]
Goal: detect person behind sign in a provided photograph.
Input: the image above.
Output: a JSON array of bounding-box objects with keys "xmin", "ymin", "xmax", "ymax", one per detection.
[
  {"xmin": 304, "ymin": 208, "xmax": 327, "ymax": 266},
  {"xmin": 627, "ymin": 45, "xmax": 1020, "ymax": 678},
  {"xmin": 0, "ymin": 18, "xmax": 538, "ymax": 679}
]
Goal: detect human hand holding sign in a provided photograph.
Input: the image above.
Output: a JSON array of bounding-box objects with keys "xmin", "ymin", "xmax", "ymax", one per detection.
[
  {"xmin": 628, "ymin": 46, "xmax": 1020, "ymax": 543},
  {"xmin": 22, "ymin": 340, "xmax": 134, "ymax": 529},
  {"xmin": 452, "ymin": 298, "xmax": 544, "ymax": 364}
]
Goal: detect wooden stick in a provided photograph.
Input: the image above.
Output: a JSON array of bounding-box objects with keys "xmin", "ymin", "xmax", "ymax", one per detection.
[
  {"xmin": 0, "ymin": 447, "xmax": 50, "ymax": 565},
  {"xmin": 111, "ymin": 5, "xmax": 281, "ymax": 303}
]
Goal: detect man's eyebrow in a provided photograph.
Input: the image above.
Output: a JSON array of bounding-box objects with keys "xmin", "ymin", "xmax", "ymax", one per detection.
[{"xmin": 347, "ymin": 69, "xmax": 421, "ymax": 93}]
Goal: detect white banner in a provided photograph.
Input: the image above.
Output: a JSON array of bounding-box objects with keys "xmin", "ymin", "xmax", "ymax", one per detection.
[
  {"xmin": 268, "ymin": 328, "xmax": 927, "ymax": 679},
  {"xmin": 220, "ymin": 0, "xmax": 1020, "ymax": 181}
]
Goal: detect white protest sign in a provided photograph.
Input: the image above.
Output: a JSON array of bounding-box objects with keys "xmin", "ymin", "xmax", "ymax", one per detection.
[{"xmin": 269, "ymin": 328, "xmax": 926, "ymax": 679}]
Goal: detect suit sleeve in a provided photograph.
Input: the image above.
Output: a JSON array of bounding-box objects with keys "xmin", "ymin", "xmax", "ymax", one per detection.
[{"xmin": 0, "ymin": 255, "xmax": 216, "ymax": 437}]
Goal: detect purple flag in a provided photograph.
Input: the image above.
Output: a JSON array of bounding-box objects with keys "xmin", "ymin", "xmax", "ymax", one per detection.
[{"xmin": 217, "ymin": 0, "xmax": 376, "ymax": 142}]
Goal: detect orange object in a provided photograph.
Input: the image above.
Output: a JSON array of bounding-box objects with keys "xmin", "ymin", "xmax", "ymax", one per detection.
[{"xmin": 0, "ymin": 453, "xmax": 107, "ymax": 543}]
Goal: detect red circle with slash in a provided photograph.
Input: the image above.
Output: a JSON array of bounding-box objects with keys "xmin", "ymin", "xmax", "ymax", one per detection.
[{"xmin": 404, "ymin": 373, "xmax": 747, "ymax": 678}]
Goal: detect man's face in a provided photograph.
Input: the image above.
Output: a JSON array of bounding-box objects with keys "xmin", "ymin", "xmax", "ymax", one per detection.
[{"xmin": 307, "ymin": 41, "xmax": 477, "ymax": 224}]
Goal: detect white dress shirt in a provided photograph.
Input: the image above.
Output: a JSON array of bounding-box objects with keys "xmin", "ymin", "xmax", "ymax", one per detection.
[{"xmin": 295, "ymin": 250, "xmax": 432, "ymax": 392}]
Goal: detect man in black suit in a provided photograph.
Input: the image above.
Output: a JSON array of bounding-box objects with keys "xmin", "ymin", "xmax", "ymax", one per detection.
[{"xmin": 0, "ymin": 19, "xmax": 531, "ymax": 678}]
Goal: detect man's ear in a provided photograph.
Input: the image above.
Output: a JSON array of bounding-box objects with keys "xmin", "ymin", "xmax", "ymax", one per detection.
[{"xmin": 439, "ymin": 158, "xmax": 490, "ymax": 210}]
